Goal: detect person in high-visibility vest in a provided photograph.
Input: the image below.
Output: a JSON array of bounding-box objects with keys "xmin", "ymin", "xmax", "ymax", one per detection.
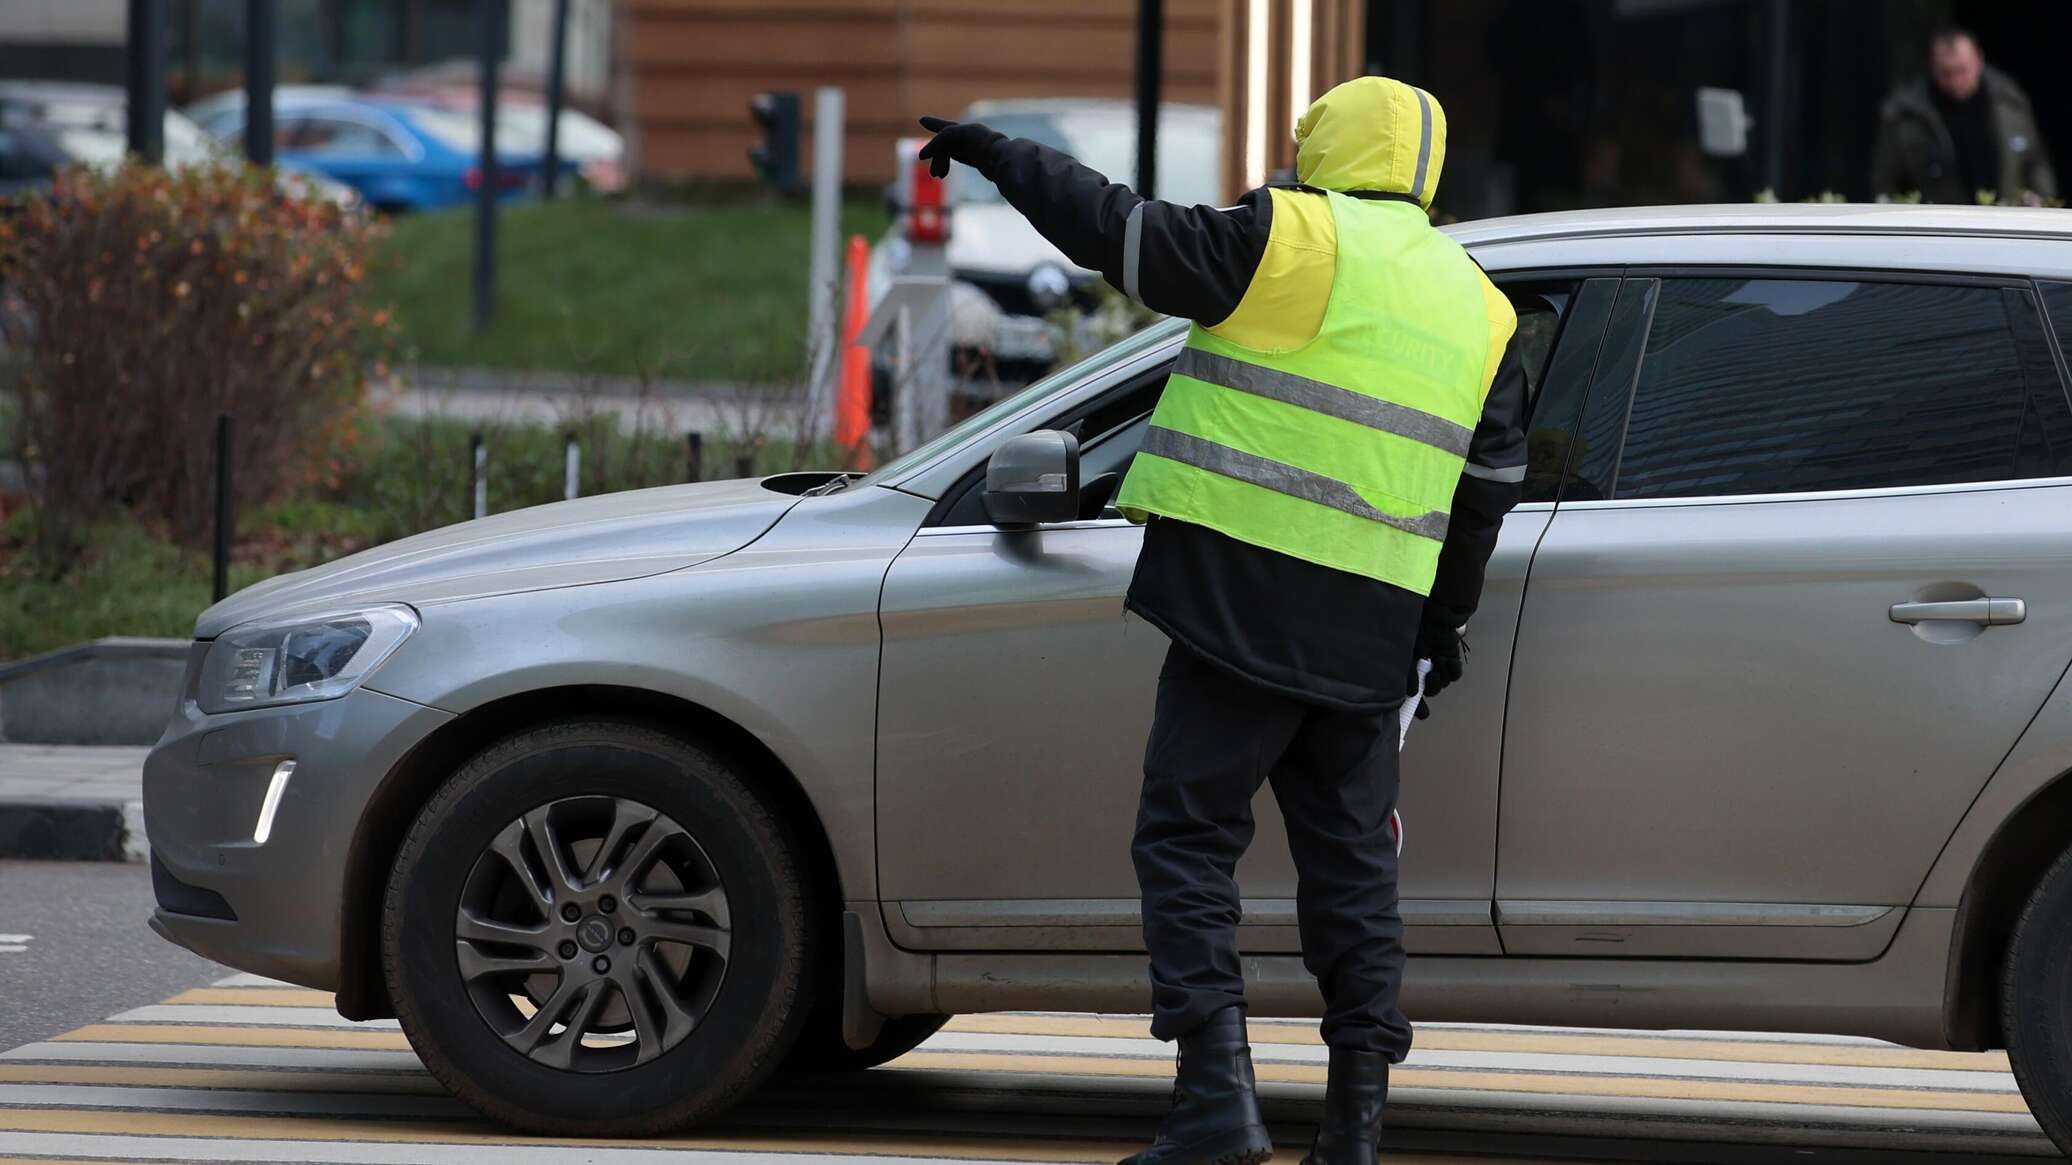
[{"xmin": 920, "ymin": 76, "xmax": 1527, "ymax": 1165}]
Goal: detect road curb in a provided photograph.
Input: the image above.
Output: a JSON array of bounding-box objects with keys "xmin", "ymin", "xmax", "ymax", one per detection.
[
  {"xmin": 0, "ymin": 799, "xmax": 143, "ymax": 862},
  {"xmin": 0, "ymin": 637, "xmax": 188, "ymax": 746}
]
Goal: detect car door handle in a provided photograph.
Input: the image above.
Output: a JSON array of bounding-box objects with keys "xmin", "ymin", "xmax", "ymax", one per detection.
[{"xmin": 1889, "ymin": 599, "xmax": 2027, "ymax": 626}]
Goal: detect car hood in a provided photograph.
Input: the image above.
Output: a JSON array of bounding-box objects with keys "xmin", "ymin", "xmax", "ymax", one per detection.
[
  {"xmin": 195, "ymin": 478, "xmax": 796, "ymax": 639},
  {"xmin": 948, "ymin": 203, "xmax": 1089, "ymax": 277}
]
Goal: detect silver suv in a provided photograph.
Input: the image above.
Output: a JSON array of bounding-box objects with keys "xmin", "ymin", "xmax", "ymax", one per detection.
[{"xmin": 145, "ymin": 204, "xmax": 2072, "ymax": 1152}]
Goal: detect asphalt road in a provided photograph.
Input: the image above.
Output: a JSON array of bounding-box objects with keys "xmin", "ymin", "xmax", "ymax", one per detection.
[
  {"xmin": 0, "ymin": 859, "xmax": 220, "ymax": 1051},
  {"xmin": 0, "ymin": 861, "xmax": 2058, "ymax": 1163}
]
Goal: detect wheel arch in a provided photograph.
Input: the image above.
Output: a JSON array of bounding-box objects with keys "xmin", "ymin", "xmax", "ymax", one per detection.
[
  {"xmin": 1944, "ymin": 763, "xmax": 2072, "ymax": 1051},
  {"xmin": 335, "ymin": 684, "xmax": 845, "ymax": 1021}
]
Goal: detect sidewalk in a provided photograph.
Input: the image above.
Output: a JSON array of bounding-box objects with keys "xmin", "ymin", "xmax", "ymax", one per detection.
[
  {"xmin": 0, "ymin": 745, "xmax": 148, "ymax": 862},
  {"xmin": 378, "ymin": 368, "xmax": 807, "ymax": 436}
]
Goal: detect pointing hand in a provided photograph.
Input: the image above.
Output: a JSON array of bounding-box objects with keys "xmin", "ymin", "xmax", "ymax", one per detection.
[{"xmin": 917, "ymin": 116, "xmax": 1006, "ymax": 180}]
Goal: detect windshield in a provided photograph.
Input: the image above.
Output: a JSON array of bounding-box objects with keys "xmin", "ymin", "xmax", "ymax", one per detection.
[
  {"xmin": 859, "ymin": 317, "xmax": 1186, "ymax": 491},
  {"xmin": 952, "ymin": 110, "xmax": 1221, "ymax": 208}
]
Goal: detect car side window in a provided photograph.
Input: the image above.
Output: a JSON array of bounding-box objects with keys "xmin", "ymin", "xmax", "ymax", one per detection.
[
  {"xmin": 2040, "ymin": 283, "xmax": 2072, "ymax": 380},
  {"xmin": 1513, "ymin": 277, "xmax": 1619, "ymax": 504},
  {"xmin": 0, "ymin": 130, "xmax": 53, "ymax": 182},
  {"xmin": 933, "ymin": 371, "xmax": 1168, "ymax": 527},
  {"xmin": 291, "ymin": 117, "xmax": 405, "ymax": 158},
  {"xmin": 1608, "ymin": 278, "xmax": 2072, "ymax": 500}
]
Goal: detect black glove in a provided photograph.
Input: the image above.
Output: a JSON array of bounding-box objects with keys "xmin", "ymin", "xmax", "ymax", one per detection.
[
  {"xmin": 917, "ymin": 116, "xmax": 1006, "ymax": 180},
  {"xmin": 1407, "ymin": 621, "xmax": 1467, "ymax": 719}
]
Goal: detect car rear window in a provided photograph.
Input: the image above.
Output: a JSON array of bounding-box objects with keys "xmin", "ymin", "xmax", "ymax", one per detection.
[
  {"xmin": 1607, "ymin": 278, "xmax": 2072, "ymax": 499},
  {"xmin": 403, "ymin": 106, "xmax": 483, "ymax": 153}
]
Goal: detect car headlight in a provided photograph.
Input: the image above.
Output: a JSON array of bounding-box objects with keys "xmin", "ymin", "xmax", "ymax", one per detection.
[
  {"xmin": 1027, "ymin": 264, "xmax": 1071, "ymax": 311},
  {"xmin": 197, "ymin": 605, "xmax": 419, "ymax": 714}
]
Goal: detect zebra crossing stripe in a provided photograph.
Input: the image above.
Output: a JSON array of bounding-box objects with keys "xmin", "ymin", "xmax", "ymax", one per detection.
[
  {"xmin": 165, "ymin": 987, "xmax": 336, "ymax": 1007},
  {"xmin": 947, "ymin": 1013, "xmax": 2014, "ymax": 1072},
  {"xmin": 53, "ymin": 1025, "xmax": 412, "ymax": 1050},
  {"xmin": 0, "ymin": 1064, "xmax": 442, "ymax": 1093},
  {"xmin": 0, "ymin": 969, "xmax": 2049, "ymax": 1161},
  {"xmin": 882, "ymin": 1051, "xmax": 2033, "ymax": 1115},
  {"xmin": 0, "ymin": 1042, "xmax": 425, "ymax": 1073},
  {"xmin": 0, "ymin": 1111, "xmax": 1119, "ymax": 1162},
  {"xmin": 108, "ymin": 1005, "xmax": 398, "ymax": 1028}
]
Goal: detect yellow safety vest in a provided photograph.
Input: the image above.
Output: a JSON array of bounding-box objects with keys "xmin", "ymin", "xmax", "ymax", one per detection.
[{"xmin": 1117, "ymin": 189, "xmax": 1505, "ymax": 596}]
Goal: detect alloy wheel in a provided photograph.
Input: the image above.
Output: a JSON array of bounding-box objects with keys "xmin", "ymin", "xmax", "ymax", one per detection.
[{"xmin": 454, "ymin": 795, "xmax": 731, "ymax": 1072}]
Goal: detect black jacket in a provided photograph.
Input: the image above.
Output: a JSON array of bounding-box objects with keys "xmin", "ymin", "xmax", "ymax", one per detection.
[{"xmin": 970, "ymin": 134, "xmax": 1529, "ymax": 711}]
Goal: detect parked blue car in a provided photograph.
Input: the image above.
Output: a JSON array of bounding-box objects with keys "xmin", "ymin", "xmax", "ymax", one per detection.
[{"xmin": 195, "ymin": 94, "xmax": 541, "ymax": 212}]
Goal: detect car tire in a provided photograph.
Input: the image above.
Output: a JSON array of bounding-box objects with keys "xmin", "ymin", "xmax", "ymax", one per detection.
[
  {"xmin": 784, "ymin": 1011, "xmax": 951, "ymax": 1073},
  {"xmin": 381, "ymin": 719, "xmax": 812, "ymax": 1136},
  {"xmin": 2003, "ymin": 840, "xmax": 2072, "ymax": 1156}
]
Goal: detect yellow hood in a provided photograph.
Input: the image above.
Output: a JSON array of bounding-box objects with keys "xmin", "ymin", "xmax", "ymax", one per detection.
[{"xmin": 1295, "ymin": 76, "xmax": 1446, "ymax": 207}]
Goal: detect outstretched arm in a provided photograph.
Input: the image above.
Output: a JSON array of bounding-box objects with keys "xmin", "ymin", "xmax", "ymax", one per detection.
[{"xmin": 916, "ymin": 116, "xmax": 1268, "ymax": 326}]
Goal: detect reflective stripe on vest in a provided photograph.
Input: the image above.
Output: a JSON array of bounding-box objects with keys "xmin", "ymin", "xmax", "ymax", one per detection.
[
  {"xmin": 1141, "ymin": 426, "xmax": 1451, "ymax": 542},
  {"xmin": 1172, "ymin": 348, "xmax": 1472, "ymax": 458}
]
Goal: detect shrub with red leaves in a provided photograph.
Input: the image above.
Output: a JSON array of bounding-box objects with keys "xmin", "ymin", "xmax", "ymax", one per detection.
[{"xmin": 1, "ymin": 160, "xmax": 393, "ymax": 570}]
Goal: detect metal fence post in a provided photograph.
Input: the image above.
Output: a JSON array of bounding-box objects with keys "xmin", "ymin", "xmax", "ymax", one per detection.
[
  {"xmin": 1136, "ymin": 0, "xmax": 1162, "ymax": 199},
  {"xmin": 563, "ymin": 433, "xmax": 580, "ymax": 499},
  {"xmin": 541, "ymin": 0, "xmax": 570, "ymax": 198},
  {"xmin": 212, "ymin": 414, "xmax": 233, "ymax": 602},
  {"xmin": 244, "ymin": 0, "xmax": 275, "ymax": 166},
  {"xmin": 685, "ymin": 431, "xmax": 704, "ymax": 481},
  {"xmin": 472, "ymin": 0, "xmax": 503, "ymax": 333},
  {"xmin": 803, "ymin": 87, "xmax": 845, "ymax": 440},
  {"xmin": 470, "ymin": 432, "xmax": 488, "ymax": 519},
  {"xmin": 125, "ymin": 0, "xmax": 167, "ymax": 164}
]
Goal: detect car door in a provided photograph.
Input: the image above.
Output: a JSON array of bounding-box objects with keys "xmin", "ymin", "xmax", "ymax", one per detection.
[
  {"xmin": 1499, "ymin": 270, "xmax": 2072, "ymax": 960},
  {"xmin": 874, "ymin": 276, "xmax": 1617, "ymax": 959}
]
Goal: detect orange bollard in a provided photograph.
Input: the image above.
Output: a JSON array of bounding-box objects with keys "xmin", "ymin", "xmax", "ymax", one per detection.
[{"xmin": 835, "ymin": 234, "xmax": 874, "ymax": 469}]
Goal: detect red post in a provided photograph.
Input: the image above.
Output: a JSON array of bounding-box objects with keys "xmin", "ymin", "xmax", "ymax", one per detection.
[{"xmin": 835, "ymin": 234, "xmax": 874, "ymax": 468}]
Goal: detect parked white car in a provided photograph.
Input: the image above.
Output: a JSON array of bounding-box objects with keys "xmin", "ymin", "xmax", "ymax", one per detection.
[{"xmin": 872, "ymin": 99, "xmax": 1222, "ymax": 390}]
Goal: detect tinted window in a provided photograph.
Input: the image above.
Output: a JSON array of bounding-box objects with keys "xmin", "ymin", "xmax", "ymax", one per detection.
[
  {"xmin": 1612, "ymin": 278, "xmax": 2070, "ymax": 499},
  {"xmin": 1512, "ymin": 277, "xmax": 1616, "ymax": 504},
  {"xmin": 0, "ymin": 130, "xmax": 53, "ymax": 182},
  {"xmin": 291, "ymin": 117, "xmax": 404, "ymax": 158},
  {"xmin": 2042, "ymin": 283, "xmax": 2072, "ymax": 376}
]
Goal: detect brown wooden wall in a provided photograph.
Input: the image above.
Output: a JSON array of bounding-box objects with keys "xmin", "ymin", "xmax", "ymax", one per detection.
[{"xmin": 623, "ymin": 0, "xmax": 1223, "ymax": 186}]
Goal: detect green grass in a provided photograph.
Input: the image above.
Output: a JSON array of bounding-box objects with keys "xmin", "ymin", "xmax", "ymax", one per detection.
[
  {"xmin": 366, "ymin": 196, "xmax": 887, "ymax": 382},
  {"xmin": 0, "ymin": 519, "xmax": 275, "ymax": 659},
  {"xmin": 0, "ymin": 412, "xmax": 835, "ymax": 661}
]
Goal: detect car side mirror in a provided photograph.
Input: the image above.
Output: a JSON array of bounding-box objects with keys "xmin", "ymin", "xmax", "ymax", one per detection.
[{"xmin": 984, "ymin": 430, "xmax": 1081, "ymax": 529}]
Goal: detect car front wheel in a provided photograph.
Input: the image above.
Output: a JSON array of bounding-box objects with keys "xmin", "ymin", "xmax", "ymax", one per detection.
[{"xmin": 382, "ymin": 720, "xmax": 812, "ymax": 1135}]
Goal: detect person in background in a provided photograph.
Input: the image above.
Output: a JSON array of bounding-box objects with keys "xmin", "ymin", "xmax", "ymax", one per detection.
[{"xmin": 1872, "ymin": 25, "xmax": 2056, "ymax": 206}]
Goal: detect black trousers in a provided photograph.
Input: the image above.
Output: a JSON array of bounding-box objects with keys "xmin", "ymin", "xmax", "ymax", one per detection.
[{"xmin": 1133, "ymin": 642, "xmax": 1412, "ymax": 1060}]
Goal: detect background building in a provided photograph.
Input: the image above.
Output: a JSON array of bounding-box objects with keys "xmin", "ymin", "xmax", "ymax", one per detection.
[
  {"xmin": 0, "ymin": 0, "xmax": 2062, "ymax": 213},
  {"xmin": 619, "ymin": 0, "xmax": 1223, "ymax": 187}
]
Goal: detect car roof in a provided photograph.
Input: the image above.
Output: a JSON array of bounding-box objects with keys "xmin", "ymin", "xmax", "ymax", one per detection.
[
  {"xmin": 1446, "ymin": 202, "xmax": 2072, "ymax": 247},
  {"xmin": 0, "ymin": 81, "xmax": 123, "ymax": 106}
]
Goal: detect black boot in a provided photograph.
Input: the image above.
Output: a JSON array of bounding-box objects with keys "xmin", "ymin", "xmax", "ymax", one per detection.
[
  {"xmin": 1119, "ymin": 1006, "xmax": 1275, "ymax": 1165},
  {"xmin": 1301, "ymin": 1048, "xmax": 1389, "ymax": 1164}
]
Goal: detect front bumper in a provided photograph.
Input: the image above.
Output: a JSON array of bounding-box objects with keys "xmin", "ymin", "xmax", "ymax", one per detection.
[{"xmin": 144, "ymin": 677, "xmax": 452, "ymax": 990}]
